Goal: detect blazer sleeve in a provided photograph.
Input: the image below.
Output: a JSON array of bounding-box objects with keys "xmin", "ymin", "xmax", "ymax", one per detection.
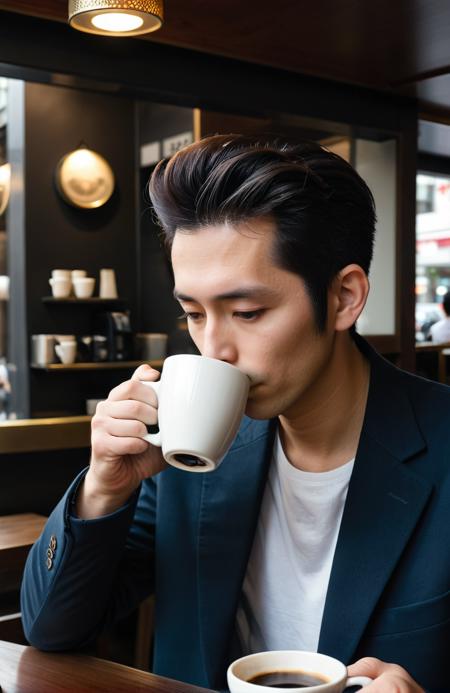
[{"xmin": 20, "ymin": 468, "xmax": 158, "ymax": 651}]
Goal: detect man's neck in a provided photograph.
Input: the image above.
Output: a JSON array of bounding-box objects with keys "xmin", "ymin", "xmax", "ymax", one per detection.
[{"xmin": 278, "ymin": 334, "xmax": 370, "ymax": 473}]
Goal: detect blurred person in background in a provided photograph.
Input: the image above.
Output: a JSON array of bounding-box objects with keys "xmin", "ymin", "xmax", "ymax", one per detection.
[{"xmin": 430, "ymin": 290, "xmax": 450, "ymax": 343}]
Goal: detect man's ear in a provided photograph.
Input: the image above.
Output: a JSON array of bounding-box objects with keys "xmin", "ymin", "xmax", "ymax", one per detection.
[{"xmin": 330, "ymin": 264, "xmax": 370, "ymax": 332}]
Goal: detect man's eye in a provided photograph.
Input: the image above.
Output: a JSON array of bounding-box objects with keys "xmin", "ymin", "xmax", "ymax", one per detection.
[
  {"xmin": 179, "ymin": 311, "xmax": 203, "ymax": 322},
  {"xmin": 234, "ymin": 310, "xmax": 264, "ymax": 321}
]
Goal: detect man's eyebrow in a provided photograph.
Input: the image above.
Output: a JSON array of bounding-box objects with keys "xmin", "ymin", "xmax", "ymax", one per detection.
[{"xmin": 173, "ymin": 286, "xmax": 277, "ymax": 302}]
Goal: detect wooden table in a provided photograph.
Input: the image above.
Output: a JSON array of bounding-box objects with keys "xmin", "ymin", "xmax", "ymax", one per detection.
[{"xmin": 0, "ymin": 640, "xmax": 216, "ymax": 692}]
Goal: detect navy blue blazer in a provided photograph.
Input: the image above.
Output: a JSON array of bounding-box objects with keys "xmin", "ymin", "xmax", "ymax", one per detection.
[{"xmin": 21, "ymin": 338, "xmax": 450, "ymax": 692}]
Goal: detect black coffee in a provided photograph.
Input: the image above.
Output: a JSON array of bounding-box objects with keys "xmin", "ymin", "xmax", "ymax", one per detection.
[
  {"xmin": 174, "ymin": 453, "xmax": 207, "ymax": 467},
  {"xmin": 247, "ymin": 669, "xmax": 329, "ymax": 688}
]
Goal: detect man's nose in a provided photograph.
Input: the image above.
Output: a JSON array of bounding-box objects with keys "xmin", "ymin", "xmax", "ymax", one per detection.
[{"xmin": 201, "ymin": 323, "xmax": 238, "ymax": 364}]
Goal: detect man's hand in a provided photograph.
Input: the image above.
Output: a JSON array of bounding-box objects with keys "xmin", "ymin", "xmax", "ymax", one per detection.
[
  {"xmin": 348, "ymin": 657, "xmax": 424, "ymax": 692},
  {"xmin": 76, "ymin": 364, "xmax": 167, "ymax": 519}
]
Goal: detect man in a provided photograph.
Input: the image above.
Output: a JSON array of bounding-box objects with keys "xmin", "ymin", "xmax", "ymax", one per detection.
[
  {"xmin": 21, "ymin": 136, "xmax": 448, "ymax": 692},
  {"xmin": 430, "ymin": 290, "xmax": 450, "ymax": 343}
]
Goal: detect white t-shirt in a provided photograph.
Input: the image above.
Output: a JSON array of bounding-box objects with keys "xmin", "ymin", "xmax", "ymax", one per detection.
[
  {"xmin": 236, "ymin": 432, "xmax": 354, "ymax": 654},
  {"xmin": 430, "ymin": 317, "xmax": 450, "ymax": 344}
]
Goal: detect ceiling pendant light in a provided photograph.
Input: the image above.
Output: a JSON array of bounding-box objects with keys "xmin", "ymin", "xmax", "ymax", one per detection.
[{"xmin": 68, "ymin": 1, "xmax": 164, "ymax": 37}]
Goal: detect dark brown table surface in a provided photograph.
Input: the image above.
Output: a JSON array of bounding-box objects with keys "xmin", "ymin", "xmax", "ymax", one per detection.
[{"xmin": 0, "ymin": 640, "xmax": 216, "ymax": 692}]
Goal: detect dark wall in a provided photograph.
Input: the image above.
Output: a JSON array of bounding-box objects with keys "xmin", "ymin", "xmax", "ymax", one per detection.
[
  {"xmin": 137, "ymin": 103, "xmax": 193, "ymax": 334},
  {"xmin": 24, "ymin": 82, "xmax": 137, "ymax": 416}
]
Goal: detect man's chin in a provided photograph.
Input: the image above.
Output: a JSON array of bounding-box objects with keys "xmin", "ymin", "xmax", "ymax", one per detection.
[{"xmin": 245, "ymin": 397, "xmax": 277, "ymax": 421}]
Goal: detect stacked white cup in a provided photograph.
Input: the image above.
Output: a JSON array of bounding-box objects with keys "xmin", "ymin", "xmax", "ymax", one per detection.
[{"xmin": 49, "ymin": 269, "xmax": 72, "ymax": 298}]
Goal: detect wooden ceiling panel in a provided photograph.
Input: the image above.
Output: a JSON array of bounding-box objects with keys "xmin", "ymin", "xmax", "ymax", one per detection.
[{"xmin": 1, "ymin": 0, "xmax": 450, "ymax": 115}]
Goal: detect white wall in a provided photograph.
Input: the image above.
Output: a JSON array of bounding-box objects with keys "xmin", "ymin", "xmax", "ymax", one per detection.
[{"xmin": 355, "ymin": 138, "xmax": 397, "ymax": 335}]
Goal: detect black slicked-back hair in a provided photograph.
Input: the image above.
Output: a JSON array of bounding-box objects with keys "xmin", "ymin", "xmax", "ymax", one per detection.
[{"xmin": 149, "ymin": 134, "xmax": 376, "ymax": 331}]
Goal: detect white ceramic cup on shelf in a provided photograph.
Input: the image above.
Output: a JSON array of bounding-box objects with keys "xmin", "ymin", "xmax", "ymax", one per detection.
[
  {"xmin": 49, "ymin": 277, "xmax": 72, "ymax": 298},
  {"xmin": 227, "ymin": 651, "xmax": 373, "ymax": 693},
  {"xmin": 73, "ymin": 277, "xmax": 95, "ymax": 298},
  {"xmin": 51, "ymin": 269, "xmax": 71, "ymax": 280},
  {"xmin": 54, "ymin": 340, "xmax": 77, "ymax": 365},
  {"xmin": 141, "ymin": 354, "xmax": 250, "ymax": 472},
  {"xmin": 99, "ymin": 268, "xmax": 118, "ymax": 299},
  {"xmin": 71, "ymin": 269, "xmax": 87, "ymax": 281}
]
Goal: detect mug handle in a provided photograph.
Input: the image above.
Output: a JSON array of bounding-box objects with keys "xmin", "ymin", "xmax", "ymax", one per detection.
[
  {"xmin": 345, "ymin": 676, "xmax": 373, "ymax": 689},
  {"xmin": 140, "ymin": 380, "xmax": 162, "ymax": 447}
]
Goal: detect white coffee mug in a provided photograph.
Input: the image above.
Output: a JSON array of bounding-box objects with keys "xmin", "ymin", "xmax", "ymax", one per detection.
[
  {"xmin": 227, "ymin": 651, "xmax": 373, "ymax": 692},
  {"xmin": 142, "ymin": 354, "xmax": 250, "ymax": 472},
  {"xmin": 54, "ymin": 340, "xmax": 77, "ymax": 365}
]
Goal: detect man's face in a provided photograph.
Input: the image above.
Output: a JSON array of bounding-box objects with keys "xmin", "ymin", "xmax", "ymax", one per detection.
[{"xmin": 171, "ymin": 217, "xmax": 336, "ymax": 420}]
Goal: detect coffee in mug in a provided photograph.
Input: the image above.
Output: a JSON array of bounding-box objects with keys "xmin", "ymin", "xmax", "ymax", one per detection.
[
  {"xmin": 227, "ymin": 651, "xmax": 373, "ymax": 692},
  {"xmin": 141, "ymin": 354, "xmax": 250, "ymax": 472},
  {"xmin": 247, "ymin": 669, "xmax": 329, "ymax": 687}
]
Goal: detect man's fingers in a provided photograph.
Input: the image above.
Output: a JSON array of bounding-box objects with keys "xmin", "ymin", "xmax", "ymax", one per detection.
[
  {"xmin": 102, "ymin": 418, "xmax": 150, "ymax": 440},
  {"xmin": 131, "ymin": 363, "xmax": 161, "ymax": 382},
  {"xmin": 91, "ymin": 430, "xmax": 150, "ymax": 458},
  {"xmin": 347, "ymin": 658, "xmax": 424, "ymax": 692},
  {"xmin": 96, "ymin": 399, "xmax": 157, "ymax": 426},
  {"xmin": 106, "ymin": 378, "xmax": 159, "ymax": 406},
  {"xmin": 347, "ymin": 657, "xmax": 386, "ymax": 679}
]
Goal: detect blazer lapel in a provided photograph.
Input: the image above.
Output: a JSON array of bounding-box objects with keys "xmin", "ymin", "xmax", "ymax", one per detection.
[
  {"xmin": 197, "ymin": 419, "xmax": 275, "ymax": 687},
  {"xmin": 319, "ymin": 348, "xmax": 433, "ymax": 663}
]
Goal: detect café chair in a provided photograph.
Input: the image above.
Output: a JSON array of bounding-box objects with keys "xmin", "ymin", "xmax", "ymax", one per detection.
[{"xmin": 0, "ymin": 513, "xmax": 47, "ymax": 643}]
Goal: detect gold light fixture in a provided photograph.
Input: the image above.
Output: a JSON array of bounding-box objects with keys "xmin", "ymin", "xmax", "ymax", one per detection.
[{"xmin": 68, "ymin": 0, "xmax": 164, "ymax": 37}]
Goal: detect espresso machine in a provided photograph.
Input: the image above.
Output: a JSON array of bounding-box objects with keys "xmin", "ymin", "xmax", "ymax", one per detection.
[{"xmin": 93, "ymin": 311, "xmax": 133, "ymax": 361}]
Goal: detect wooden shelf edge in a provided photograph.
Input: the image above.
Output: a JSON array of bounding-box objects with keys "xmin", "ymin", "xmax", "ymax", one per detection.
[{"xmin": 0, "ymin": 416, "xmax": 92, "ymax": 453}]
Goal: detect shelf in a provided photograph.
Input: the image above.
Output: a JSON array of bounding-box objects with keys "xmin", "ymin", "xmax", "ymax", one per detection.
[
  {"xmin": 31, "ymin": 360, "xmax": 164, "ymax": 371},
  {"xmin": 42, "ymin": 297, "xmax": 128, "ymax": 307}
]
